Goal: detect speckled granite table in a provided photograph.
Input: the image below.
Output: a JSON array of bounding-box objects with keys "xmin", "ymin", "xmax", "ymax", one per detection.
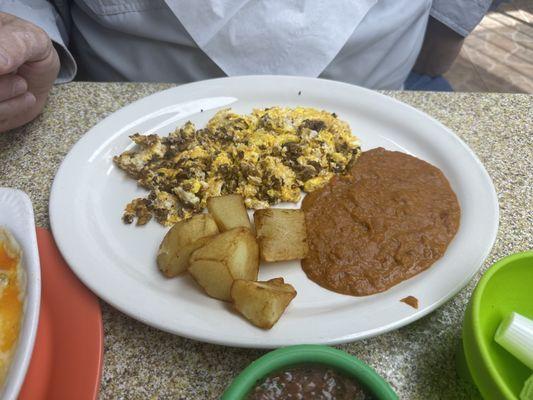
[{"xmin": 1, "ymin": 82, "xmax": 532, "ymax": 399}]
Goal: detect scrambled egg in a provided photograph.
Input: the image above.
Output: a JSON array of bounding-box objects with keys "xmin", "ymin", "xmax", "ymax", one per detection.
[
  {"xmin": 0, "ymin": 228, "xmax": 23, "ymax": 388},
  {"xmin": 114, "ymin": 107, "xmax": 361, "ymax": 226}
]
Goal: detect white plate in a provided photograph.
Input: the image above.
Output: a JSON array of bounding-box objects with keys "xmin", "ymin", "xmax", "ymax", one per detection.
[
  {"xmin": 49, "ymin": 76, "xmax": 498, "ymax": 348},
  {"xmin": 0, "ymin": 189, "xmax": 41, "ymax": 399}
]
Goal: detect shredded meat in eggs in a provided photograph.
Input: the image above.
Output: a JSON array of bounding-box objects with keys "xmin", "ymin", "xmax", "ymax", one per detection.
[{"xmin": 114, "ymin": 107, "xmax": 360, "ymax": 226}]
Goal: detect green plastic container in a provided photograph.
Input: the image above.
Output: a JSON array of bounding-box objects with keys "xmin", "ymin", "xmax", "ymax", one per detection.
[
  {"xmin": 221, "ymin": 345, "xmax": 398, "ymax": 399},
  {"xmin": 458, "ymin": 251, "xmax": 533, "ymax": 399}
]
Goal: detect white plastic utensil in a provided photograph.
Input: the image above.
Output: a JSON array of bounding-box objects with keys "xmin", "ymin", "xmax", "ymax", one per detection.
[{"xmin": 495, "ymin": 312, "xmax": 533, "ymax": 371}]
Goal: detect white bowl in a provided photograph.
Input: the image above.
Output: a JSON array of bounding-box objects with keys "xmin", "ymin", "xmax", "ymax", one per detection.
[{"xmin": 0, "ymin": 189, "xmax": 41, "ymax": 400}]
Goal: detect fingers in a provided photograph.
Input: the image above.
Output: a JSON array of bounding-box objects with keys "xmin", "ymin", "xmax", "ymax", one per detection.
[
  {"xmin": 0, "ymin": 91, "xmax": 36, "ymax": 116},
  {"xmin": 0, "ymin": 92, "xmax": 36, "ymax": 130},
  {"xmin": 0, "ymin": 74, "xmax": 27, "ymax": 102},
  {"xmin": 0, "ymin": 13, "xmax": 53, "ymax": 75},
  {"xmin": 0, "ymin": 14, "xmax": 58, "ymax": 133},
  {"xmin": 17, "ymin": 46, "xmax": 59, "ymax": 97},
  {"xmin": 0, "ymin": 91, "xmax": 39, "ymax": 133}
]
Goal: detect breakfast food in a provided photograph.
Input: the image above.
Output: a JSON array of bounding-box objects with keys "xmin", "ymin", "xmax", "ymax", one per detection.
[
  {"xmin": 247, "ymin": 364, "xmax": 372, "ymax": 399},
  {"xmin": 302, "ymin": 148, "xmax": 460, "ymax": 296},
  {"xmin": 188, "ymin": 227, "xmax": 259, "ymax": 301},
  {"xmin": 0, "ymin": 228, "xmax": 24, "ymax": 388},
  {"xmin": 157, "ymin": 194, "xmax": 299, "ymax": 328},
  {"xmin": 114, "ymin": 107, "xmax": 360, "ymax": 226},
  {"xmin": 207, "ymin": 194, "xmax": 252, "ymax": 231},
  {"xmin": 156, "ymin": 213, "xmax": 219, "ymax": 277},
  {"xmin": 231, "ymin": 278, "xmax": 297, "ymax": 329},
  {"xmin": 400, "ymin": 296, "xmax": 419, "ymax": 309},
  {"xmin": 254, "ymin": 209, "xmax": 308, "ymax": 262}
]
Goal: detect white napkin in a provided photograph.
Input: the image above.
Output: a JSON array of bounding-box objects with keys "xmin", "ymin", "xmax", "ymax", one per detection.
[{"xmin": 165, "ymin": 0, "xmax": 377, "ymax": 77}]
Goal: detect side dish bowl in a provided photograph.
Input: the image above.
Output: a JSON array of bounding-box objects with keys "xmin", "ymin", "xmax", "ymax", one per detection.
[
  {"xmin": 221, "ymin": 344, "xmax": 398, "ymax": 399},
  {"xmin": 0, "ymin": 189, "xmax": 41, "ymax": 400},
  {"xmin": 458, "ymin": 251, "xmax": 533, "ymax": 399}
]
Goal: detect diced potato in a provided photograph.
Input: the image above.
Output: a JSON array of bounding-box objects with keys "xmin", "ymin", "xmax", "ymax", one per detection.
[
  {"xmin": 231, "ymin": 278, "xmax": 297, "ymax": 329},
  {"xmin": 254, "ymin": 209, "xmax": 308, "ymax": 262},
  {"xmin": 188, "ymin": 227, "xmax": 259, "ymax": 301},
  {"xmin": 207, "ymin": 194, "xmax": 252, "ymax": 231},
  {"xmin": 157, "ymin": 213, "xmax": 219, "ymax": 277}
]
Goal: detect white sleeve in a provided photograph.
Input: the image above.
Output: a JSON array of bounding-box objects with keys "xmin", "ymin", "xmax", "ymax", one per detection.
[
  {"xmin": 0, "ymin": 0, "xmax": 77, "ymax": 83},
  {"xmin": 430, "ymin": 0, "xmax": 492, "ymax": 37}
]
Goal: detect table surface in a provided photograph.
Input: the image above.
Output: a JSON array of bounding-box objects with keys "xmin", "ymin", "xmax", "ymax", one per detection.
[{"xmin": 1, "ymin": 82, "xmax": 532, "ymax": 399}]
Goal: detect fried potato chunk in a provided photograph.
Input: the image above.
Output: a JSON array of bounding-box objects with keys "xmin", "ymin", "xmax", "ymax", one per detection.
[
  {"xmin": 157, "ymin": 214, "xmax": 219, "ymax": 277},
  {"xmin": 254, "ymin": 209, "xmax": 308, "ymax": 262},
  {"xmin": 231, "ymin": 278, "xmax": 297, "ymax": 329},
  {"xmin": 207, "ymin": 194, "xmax": 252, "ymax": 231},
  {"xmin": 188, "ymin": 227, "xmax": 259, "ymax": 301}
]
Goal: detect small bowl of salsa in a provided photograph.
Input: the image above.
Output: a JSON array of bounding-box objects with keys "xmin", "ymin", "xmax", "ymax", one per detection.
[{"xmin": 222, "ymin": 345, "xmax": 398, "ymax": 400}]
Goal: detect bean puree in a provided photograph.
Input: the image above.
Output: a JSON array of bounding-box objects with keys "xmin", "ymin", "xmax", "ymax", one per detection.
[
  {"xmin": 400, "ymin": 296, "xmax": 419, "ymax": 309},
  {"xmin": 247, "ymin": 364, "xmax": 372, "ymax": 400},
  {"xmin": 302, "ymin": 148, "xmax": 460, "ymax": 296}
]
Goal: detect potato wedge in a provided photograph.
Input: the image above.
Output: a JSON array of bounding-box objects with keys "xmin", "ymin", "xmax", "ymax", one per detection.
[
  {"xmin": 188, "ymin": 227, "xmax": 259, "ymax": 301},
  {"xmin": 157, "ymin": 213, "xmax": 219, "ymax": 277},
  {"xmin": 254, "ymin": 209, "xmax": 308, "ymax": 262},
  {"xmin": 231, "ymin": 278, "xmax": 297, "ymax": 329},
  {"xmin": 207, "ymin": 194, "xmax": 252, "ymax": 231}
]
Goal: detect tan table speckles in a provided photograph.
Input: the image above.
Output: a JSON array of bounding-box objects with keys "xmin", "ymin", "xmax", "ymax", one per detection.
[{"xmin": 1, "ymin": 82, "xmax": 532, "ymax": 399}]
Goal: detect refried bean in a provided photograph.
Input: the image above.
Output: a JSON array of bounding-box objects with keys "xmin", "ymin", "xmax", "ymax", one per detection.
[
  {"xmin": 301, "ymin": 148, "xmax": 460, "ymax": 296},
  {"xmin": 246, "ymin": 365, "xmax": 372, "ymax": 400}
]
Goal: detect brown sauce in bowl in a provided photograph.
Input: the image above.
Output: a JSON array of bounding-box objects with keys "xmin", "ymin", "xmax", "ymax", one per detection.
[
  {"xmin": 302, "ymin": 148, "xmax": 460, "ymax": 296},
  {"xmin": 247, "ymin": 364, "xmax": 372, "ymax": 400}
]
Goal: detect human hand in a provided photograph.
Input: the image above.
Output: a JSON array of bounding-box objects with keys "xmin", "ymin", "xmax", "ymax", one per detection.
[{"xmin": 0, "ymin": 12, "xmax": 59, "ymax": 133}]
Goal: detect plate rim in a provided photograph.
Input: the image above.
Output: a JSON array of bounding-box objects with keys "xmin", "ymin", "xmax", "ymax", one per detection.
[
  {"xmin": 49, "ymin": 75, "xmax": 499, "ymax": 348},
  {"xmin": 0, "ymin": 188, "xmax": 41, "ymax": 399}
]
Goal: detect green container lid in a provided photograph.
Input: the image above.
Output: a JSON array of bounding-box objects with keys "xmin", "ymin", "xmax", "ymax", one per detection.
[
  {"xmin": 459, "ymin": 251, "xmax": 533, "ymax": 399},
  {"xmin": 221, "ymin": 344, "xmax": 398, "ymax": 399}
]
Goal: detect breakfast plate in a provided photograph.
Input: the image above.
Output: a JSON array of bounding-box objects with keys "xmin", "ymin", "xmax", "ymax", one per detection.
[
  {"xmin": 49, "ymin": 76, "xmax": 499, "ymax": 348},
  {"xmin": 0, "ymin": 189, "xmax": 40, "ymax": 400}
]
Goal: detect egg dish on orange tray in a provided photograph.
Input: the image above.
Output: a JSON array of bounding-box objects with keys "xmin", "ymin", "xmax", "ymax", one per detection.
[{"xmin": 0, "ymin": 228, "xmax": 24, "ymax": 387}]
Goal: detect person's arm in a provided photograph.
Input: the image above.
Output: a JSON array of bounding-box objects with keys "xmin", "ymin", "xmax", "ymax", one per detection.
[
  {"xmin": 414, "ymin": 0, "xmax": 492, "ymax": 77},
  {"xmin": 0, "ymin": 1, "xmax": 77, "ymax": 133},
  {"xmin": 413, "ymin": 16, "xmax": 464, "ymax": 77}
]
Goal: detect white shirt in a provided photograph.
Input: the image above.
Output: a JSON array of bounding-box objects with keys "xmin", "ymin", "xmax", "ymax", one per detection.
[{"xmin": 1, "ymin": 0, "xmax": 437, "ymax": 89}]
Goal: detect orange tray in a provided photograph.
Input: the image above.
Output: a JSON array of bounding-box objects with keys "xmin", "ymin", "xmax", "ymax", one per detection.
[{"xmin": 18, "ymin": 228, "xmax": 103, "ymax": 400}]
